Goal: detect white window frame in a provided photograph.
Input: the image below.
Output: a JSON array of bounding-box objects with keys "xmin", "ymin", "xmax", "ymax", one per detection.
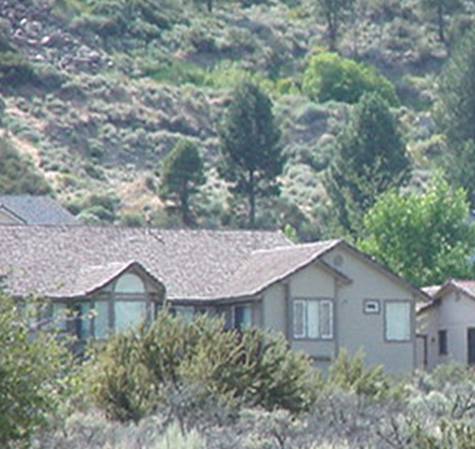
[{"xmin": 293, "ymin": 299, "xmax": 334, "ymax": 340}]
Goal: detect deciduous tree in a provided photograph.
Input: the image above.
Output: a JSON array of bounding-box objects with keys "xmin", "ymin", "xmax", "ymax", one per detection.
[{"xmin": 358, "ymin": 174, "xmax": 475, "ymax": 287}]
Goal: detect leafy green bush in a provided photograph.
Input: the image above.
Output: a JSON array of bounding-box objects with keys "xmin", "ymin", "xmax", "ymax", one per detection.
[
  {"xmin": 302, "ymin": 52, "xmax": 398, "ymax": 105},
  {"xmin": 90, "ymin": 312, "xmax": 318, "ymax": 423},
  {"xmin": 0, "ymin": 293, "xmax": 77, "ymax": 448}
]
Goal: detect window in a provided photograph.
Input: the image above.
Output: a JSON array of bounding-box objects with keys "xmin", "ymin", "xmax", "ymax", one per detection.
[
  {"xmin": 173, "ymin": 306, "xmax": 195, "ymax": 323},
  {"xmin": 364, "ymin": 300, "xmax": 380, "ymax": 314},
  {"xmin": 293, "ymin": 299, "xmax": 333, "ymax": 339},
  {"xmin": 438, "ymin": 330, "xmax": 448, "ymax": 355},
  {"xmin": 234, "ymin": 305, "xmax": 252, "ymax": 330},
  {"xmin": 385, "ymin": 301, "xmax": 411, "ymax": 341},
  {"xmin": 115, "ymin": 273, "xmax": 145, "ymax": 294},
  {"xmin": 115, "ymin": 301, "xmax": 147, "ymax": 332},
  {"xmin": 114, "ymin": 272, "xmax": 148, "ymax": 334},
  {"xmin": 94, "ymin": 301, "xmax": 109, "ymax": 339},
  {"xmin": 52, "ymin": 303, "xmax": 68, "ymax": 332},
  {"xmin": 72, "ymin": 303, "xmax": 92, "ymax": 340}
]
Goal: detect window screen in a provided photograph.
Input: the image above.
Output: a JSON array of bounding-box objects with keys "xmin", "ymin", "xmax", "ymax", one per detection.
[{"xmin": 385, "ymin": 302, "xmax": 411, "ymax": 341}]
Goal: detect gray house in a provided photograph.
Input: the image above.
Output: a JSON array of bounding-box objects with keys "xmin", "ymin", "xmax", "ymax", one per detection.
[
  {"xmin": 0, "ymin": 225, "xmax": 427, "ymax": 374},
  {"xmin": 418, "ymin": 279, "xmax": 475, "ymax": 369},
  {"xmin": 0, "ymin": 195, "xmax": 77, "ymax": 225}
]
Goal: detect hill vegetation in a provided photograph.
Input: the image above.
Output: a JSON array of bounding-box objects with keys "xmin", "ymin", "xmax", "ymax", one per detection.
[{"xmin": 0, "ymin": 0, "xmax": 474, "ymax": 240}]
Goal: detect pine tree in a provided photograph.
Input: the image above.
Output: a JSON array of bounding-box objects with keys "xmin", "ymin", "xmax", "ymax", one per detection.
[
  {"xmin": 159, "ymin": 139, "xmax": 206, "ymax": 226},
  {"xmin": 421, "ymin": 0, "xmax": 463, "ymax": 43},
  {"xmin": 436, "ymin": 29, "xmax": 475, "ymax": 204},
  {"xmin": 324, "ymin": 93, "xmax": 410, "ymax": 235},
  {"xmin": 315, "ymin": 0, "xmax": 354, "ymax": 51},
  {"xmin": 219, "ymin": 81, "xmax": 283, "ymax": 228}
]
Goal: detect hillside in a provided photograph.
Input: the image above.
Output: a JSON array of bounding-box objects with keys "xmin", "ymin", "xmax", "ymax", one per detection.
[{"xmin": 0, "ymin": 0, "xmax": 470, "ymax": 236}]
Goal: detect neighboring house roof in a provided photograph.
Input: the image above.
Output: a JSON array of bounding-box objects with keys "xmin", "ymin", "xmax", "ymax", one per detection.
[
  {"xmin": 212, "ymin": 240, "xmax": 351, "ymax": 300},
  {"xmin": 0, "ymin": 226, "xmax": 291, "ymax": 300},
  {"xmin": 0, "ymin": 195, "xmax": 77, "ymax": 225},
  {"xmin": 419, "ymin": 279, "xmax": 475, "ymax": 313}
]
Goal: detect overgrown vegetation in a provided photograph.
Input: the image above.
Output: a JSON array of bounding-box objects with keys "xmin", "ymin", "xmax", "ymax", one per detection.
[
  {"xmin": 0, "ymin": 294, "xmax": 76, "ymax": 449},
  {"xmin": 90, "ymin": 312, "xmax": 318, "ymax": 424}
]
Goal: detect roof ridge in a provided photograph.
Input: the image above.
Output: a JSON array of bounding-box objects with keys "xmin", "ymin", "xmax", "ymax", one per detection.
[
  {"xmin": 0, "ymin": 223, "xmax": 287, "ymax": 233},
  {"xmin": 252, "ymin": 239, "xmax": 341, "ymax": 255}
]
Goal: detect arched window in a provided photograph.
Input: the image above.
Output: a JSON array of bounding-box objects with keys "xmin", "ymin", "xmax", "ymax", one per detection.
[
  {"xmin": 115, "ymin": 273, "xmax": 145, "ymax": 294},
  {"xmin": 113, "ymin": 272, "xmax": 147, "ymax": 333}
]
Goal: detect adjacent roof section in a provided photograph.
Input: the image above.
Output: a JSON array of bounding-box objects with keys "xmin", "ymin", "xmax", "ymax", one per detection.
[
  {"xmin": 0, "ymin": 195, "xmax": 77, "ymax": 225},
  {"xmin": 212, "ymin": 240, "xmax": 349, "ymax": 300},
  {"xmin": 424, "ymin": 279, "xmax": 475, "ymax": 301},
  {"xmin": 0, "ymin": 226, "xmax": 291, "ymax": 300}
]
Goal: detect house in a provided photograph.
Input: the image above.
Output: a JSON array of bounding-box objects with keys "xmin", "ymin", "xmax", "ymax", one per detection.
[
  {"xmin": 418, "ymin": 279, "xmax": 475, "ymax": 369},
  {"xmin": 0, "ymin": 225, "xmax": 427, "ymax": 374},
  {"xmin": 0, "ymin": 195, "xmax": 77, "ymax": 225}
]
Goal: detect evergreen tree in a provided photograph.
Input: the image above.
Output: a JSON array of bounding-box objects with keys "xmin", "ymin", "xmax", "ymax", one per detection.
[
  {"xmin": 159, "ymin": 139, "xmax": 206, "ymax": 226},
  {"xmin": 324, "ymin": 93, "xmax": 410, "ymax": 235},
  {"xmin": 436, "ymin": 29, "xmax": 475, "ymax": 205},
  {"xmin": 315, "ymin": 0, "xmax": 355, "ymax": 51},
  {"xmin": 219, "ymin": 81, "xmax": 283, "ymax": 228},
  {"xmin": 421, "ymin": 0, "xmax": 464, "ymax": 43}
]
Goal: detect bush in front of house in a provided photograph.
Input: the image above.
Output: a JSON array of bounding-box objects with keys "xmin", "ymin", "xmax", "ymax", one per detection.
[
  {"xmin": 0, "ymin": 293, "xmax": 79, "ymax": 449},
  {"xmin": 89, "ymin": 311, "xmax": 319, "ymax": 424}
]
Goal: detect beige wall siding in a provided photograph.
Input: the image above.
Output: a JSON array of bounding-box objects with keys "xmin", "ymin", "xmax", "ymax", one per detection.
[
  {"xmin": 421, "ymin": 291, "xmax": 475, "ymax": 369},
  {"xmin": 322, "ymin": 247, "xmax": 415, "ymax": 374},
  {"xmin": 262, "ymin": 283, "xmax": 287, "ymax": 333},
  {"xmin": 261, "ymin": 245, "xmax": 417, "ymax": 374}
]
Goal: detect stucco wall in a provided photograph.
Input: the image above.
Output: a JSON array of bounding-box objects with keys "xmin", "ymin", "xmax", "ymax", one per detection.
[
  {"xmin": 420, "ymin": 291, "xmax": 475, "ymax": 369},
  {"xmin": 322, "ymin": 247, "xmax": 416, "ymax": 375},
  {"xmin": 261, "ymin": 246, "xmax": 416, "ymax": 374}
]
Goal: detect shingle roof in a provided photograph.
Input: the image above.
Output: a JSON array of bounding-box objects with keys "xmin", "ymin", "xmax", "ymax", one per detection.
[
  {"xmin": 419, "ymin": 279, "xmax": 475, "ymax": 313},
  {"xmin": 0, "ymin": 195, "xmax": 77, "ymax": 225},
  {"xmin": 48, "ymin": 261, "xmax": 162, "ymax": 299},
  {"xmin": 0, "ymin": 226, "xmax": 291, "ymax": 300},
  {"xmin": 212, "ymin": 240, "xmax": 346, "ymax": 300}
]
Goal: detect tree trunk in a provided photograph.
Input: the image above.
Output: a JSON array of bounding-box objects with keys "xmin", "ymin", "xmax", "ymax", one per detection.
[
  {"xmin": 249, "ymin": 170, "xmax": 255, "ymax": 229},
  {"xmin": 437, "ymin": 2, "xmax": 445, "ymax": 43},
  {"xmin": 181, "ymin": 182, "xmax": 191, "ymax": 227},
  {"xmin": 207, "ymin": 0, "xmax": 213, "ymax": 13},
  {"xmin": 327, "ymin": 11, "xmax": 338, "ymax": 52}
]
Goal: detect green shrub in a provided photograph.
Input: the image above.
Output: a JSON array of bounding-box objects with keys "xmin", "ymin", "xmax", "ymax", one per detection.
[
  {"xmin": 302, "ymin": 52, "xmax": 398, "ymax": 105},
  {"xmin": 0, "ymin": 51, "xmax": 36, "ymax": 87},
  {"xmin": 0, "ymin": 294, "xmax": 77, "ymax": 448},
  {"xmin": 0, "ymin": 138, "xmax": 51, "ymax": 194},
  {"xmin": 326, "ymin": 349, "xmax": 395, "ymax": 399},
  {"xmin": 90, "ymin": 312, "xmax": 318, "ymax": 423}
]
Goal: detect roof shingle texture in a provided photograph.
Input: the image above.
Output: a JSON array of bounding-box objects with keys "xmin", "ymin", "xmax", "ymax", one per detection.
[
  {"xmin": 0, "ymin": 195, "xmax": 77, "ymax": 225},
  {"xmin": 0, "ymin": 226, "xmax": 291, "ymax": 300},
  {"xmin": 214, "ymin": 240, "xmax": 341, "ymax": 299}
]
